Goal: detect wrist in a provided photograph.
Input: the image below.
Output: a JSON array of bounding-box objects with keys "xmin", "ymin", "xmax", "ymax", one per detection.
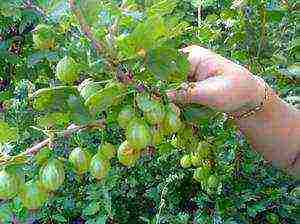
[
  {"xmin": 233, "ymin": 82, "xmax": 277, "ymax": 122},
  {"xmin": 233, "ymin": 83, "xmax": 300, "ymax": 175},
  {"xmin": 228, "ymin": 75, "xmax": 268, "ymax": 119}
]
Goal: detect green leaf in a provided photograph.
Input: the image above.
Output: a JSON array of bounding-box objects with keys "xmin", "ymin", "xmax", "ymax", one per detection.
[
  {"xmin": 197, "ymin": 24, "xmax": 220, "ymax": 44},
  {"xmin": 67, "ymin": 96, "xmax": 92, "ymax": 125},
  {"xmin": 167, "ymin": 21, "xmax": 190, "ymax": 39},
  {"xmin": 147, "ymin": 46, "xmax": 189, "ymax": 82},
  {"xmin": 52, "ymin": 214, "xmax": 68, "ymax": 223},
  {"xmin": 0, "ymin": 121, "xmax": 18, "ymax": 143},
  {"xmin": 247, "ymin": 200, "xmax": 270, "ymax": 217},
  {"xmin": 191, "ymin": 0, "xmax": 216, "ymax": 8},
  {"xmin": 37, "ymin": 112, "xmax": 71, "ymax": 128},
  {"xmin": 266, "ymin": 9, "xmax": 286, "ymax": 22},
  {"xmin": 95, "ymin": 215, "xmax": 108, "ymax": 224},
  {"xmin": 182, "ymin": 104, "xmax": 217, "ymax": 124},
  {"xmin": 83, "ymin": 201, "xmax": 100, "ymax": 216},
  {"xmin": 194, "ymin": 210, "xmax": 211, "ymax": 224},
  {"xmin": 147, "ymin": 0, "xmax": 178, "ymax": 17},
  {"xmin": 85, "ymin": 82, "xmax": 126, "ymax": 114},
  {"xmin": 0, "ymin": 204, "xmax": 13, "ymax": 223},
  {"xmin": 36, "ymin": 0, "xmax": 62, "ymax": 9},
  {"xmin": 31, "ymin": 86, "xmax": 79, "ymax": 112},
  {"xmin": 0, "ymin": 50, "xmax": 20, "ymax": 64},
  {"xmin": 0, "ymin": 91, "xmax": 13, "ymax": 101},
  {"xmin": 157, "ymin": 142, "xmax": 176, "ymax": 155},
  {"xmin": 43, "ymin": 0, "xmax": 69, "ymax": 22},
  {"xmin": 117, "ymin": 16, "xmax": 168, "ymax": 58},
  {"xmin": 78, "ymin": 0, "xmax": 103, "ymax": 26},
  {"xmin": 0, "ymin": 0, "xmax": 22, "ymax": 17},
  {"xmin": 28, "ymin": 51, "xmax": 60, "ymax": 65}
]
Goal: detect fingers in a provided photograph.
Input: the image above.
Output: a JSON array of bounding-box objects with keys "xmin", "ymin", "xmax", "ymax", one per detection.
[
  {"xmin": 167, "ymin": 74, "xmax": 258, "ymax": 112},
  {"xmin": 166, "ymin": 87, "xmax": 191, "ymax": 105},
  {"xmin": 180, "ymin": 45, "xmax": 204, "ymax": 54},
  {"xmin": 166, "ymin": 80, "xmax": 215, "ymax": 108},
  {"xmin": 180, "ymin": 45, "xmax": 251, "ymax": 82},
  {"xmin": 180, "ymin": 45, "xmax": 207, "ymax": 77},
  {"xmin": 180, "ymin": 45, "xmax": 225, "ymax": 81}
]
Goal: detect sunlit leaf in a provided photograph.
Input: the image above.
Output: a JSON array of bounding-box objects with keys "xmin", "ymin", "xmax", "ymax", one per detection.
[
  {"xmin": 37, "ymin": 112, "xmax": 71, "ymax": 128},
  {"xmin": 117, "ymin": 16, "xmax": 168, "ymax": 58},
  {"xmin": 0, "ymin": 121, "xmax": 18, "ymax": 143},
  {"xmin": 147, "ymin": 0, "xmax": 178, "ymax": 17}
]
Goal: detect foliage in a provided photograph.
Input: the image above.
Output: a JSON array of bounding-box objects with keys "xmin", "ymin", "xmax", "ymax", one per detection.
[{"xmin": 0, "ymin": 0, "xmax": 298, "ymax": 223}]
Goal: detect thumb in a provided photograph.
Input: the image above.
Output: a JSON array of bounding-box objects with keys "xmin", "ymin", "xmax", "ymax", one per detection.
[
  {"xmin": 166, "ymin": 82, "xmax": 207, "ymax": 106},
  {"xmin": 166, "ymin": 75, "xmax": 240, "ymax": 112},
  {"xmin": 166, "ymin": 84, "xmax": 191, "ymax": 105}
]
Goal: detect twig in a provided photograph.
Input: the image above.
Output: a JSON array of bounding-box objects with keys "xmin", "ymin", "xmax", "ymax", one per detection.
[
  {"xmin": 69, "ymin": 0, "xmax": 105, "ymax": 53},
  {"xmin": 69, "ymin": 0, "xmax": 119, "ymax": 69},
  {"xmin": 22, "ymin": 0, "xmax": 50, "ymax": 21},
  {"xmin": 0, "ymin": 120, "xmax": 106, "ymax": 166},
  {"xmin": 68, "ymin": 0, "xmax": 117, "ymax": 65},
  {"xmin": 257, "ymin": 2, "xmax": 267, "ymax": 59},
  {"xmin": 197, "ymin": 3, "xmax": 202, "ymax": 37},
  {"xmin": 27, "ymin": 119, "xmax": 106, "ymax": 156},
  {"xmin": 11, "ymin": 215, "xmax": 21, "ymax": 224},
  {"xmin": 25, "ymin": 138, "xmax": 51, "ymax": 156},
  {"xmin": 155, "ymin": 173, "xmax": 183, "ymax": 224}
]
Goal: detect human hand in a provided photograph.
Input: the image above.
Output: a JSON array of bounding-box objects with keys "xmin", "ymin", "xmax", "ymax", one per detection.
[{"xmin": 167, "ymin": 45, "xmax": 267, "ymax": 113}]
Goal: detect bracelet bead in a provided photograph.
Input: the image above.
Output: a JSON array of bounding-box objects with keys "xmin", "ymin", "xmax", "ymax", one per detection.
[{"xmin": 228, "ymin": 77, "xmax": 269, "ymax": 120}]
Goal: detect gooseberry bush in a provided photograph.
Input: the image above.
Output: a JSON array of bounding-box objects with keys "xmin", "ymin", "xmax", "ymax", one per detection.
[{"xmin": 0, "ymin": 0, "xmax": 299, "ymax": 223}]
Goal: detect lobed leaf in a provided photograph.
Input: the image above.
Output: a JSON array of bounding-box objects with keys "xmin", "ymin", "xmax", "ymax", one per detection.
[{"xmin": 147, "ymin": 46, "xmax": 190, "ymax": 82}]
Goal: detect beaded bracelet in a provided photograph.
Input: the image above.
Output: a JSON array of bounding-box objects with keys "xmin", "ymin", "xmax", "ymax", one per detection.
[{"xmin": 228, "ymin": 78, "xmax": 269, "ymax": 120}]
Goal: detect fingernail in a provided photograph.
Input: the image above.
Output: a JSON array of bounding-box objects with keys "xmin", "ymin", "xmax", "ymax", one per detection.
[
  {"xmin": 179, "ymin": 47, "xmax": 190, "ymax": 54},
  {"xmin": 166, "ymin": 90, "xmax": 177, "ymax": 101},
  {"xmin": 167, "ymin": 89, "xmax": 189, "ymax": 104}
]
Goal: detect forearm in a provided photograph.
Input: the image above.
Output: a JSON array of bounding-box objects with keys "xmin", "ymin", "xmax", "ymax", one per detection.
[
  {"xmin": 235, "ymin": 87, "xmax": 300, "ymax": 177},
  {"xmin": 168, "ymin": 45, "xmax": 300, "ymax": 176}
]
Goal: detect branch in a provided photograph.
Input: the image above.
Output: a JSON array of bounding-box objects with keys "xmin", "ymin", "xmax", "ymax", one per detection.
[
  {"xmin": 22, "ymin": 0, "xmax": 50, "ymax": 21},
  {"xmin": 197, "ymin": 3, "xmax": 202, "ymax": 37},
  {"xmin": 68, "ymin": 0, "xmax": 119, "ymax": 69},
  {"xmin": 257, "ymin": 2, "xmax": 267, "ymax": 59},
  {"xmin": 26, "ymin": 138, "xmax": 50, "ymax": 156},
  {"xmin": 0, "ymin": 120, "xmax": 106, "ymax": 166},
  {"xmin": 69, "ymin": 0, "xmax": 104, "ymax": 52}
]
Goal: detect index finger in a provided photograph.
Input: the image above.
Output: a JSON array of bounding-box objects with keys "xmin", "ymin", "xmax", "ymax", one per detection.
[{"xmin": 179, "ymin": 45, "xmax": 204, "ymax": 54}]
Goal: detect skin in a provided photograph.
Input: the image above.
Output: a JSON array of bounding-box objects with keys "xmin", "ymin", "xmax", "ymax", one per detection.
[{"xmin": 167, "ymin": 45, "xmax": 300, "ymax": 177}]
